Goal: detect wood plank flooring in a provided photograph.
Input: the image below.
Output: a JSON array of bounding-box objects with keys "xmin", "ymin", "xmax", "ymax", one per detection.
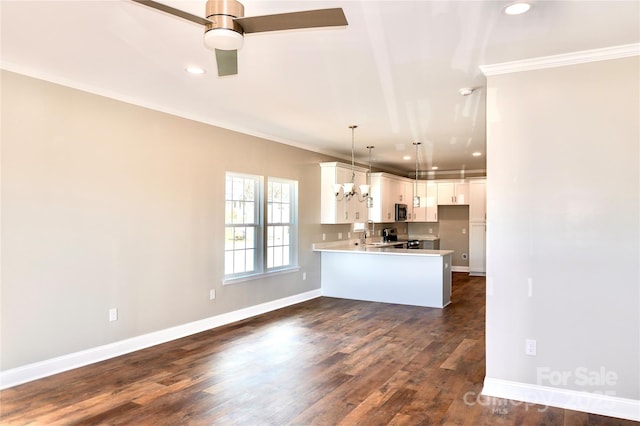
[{"xmin": 1, "ymin": 273, "xmax": 636, "ymax": 425}]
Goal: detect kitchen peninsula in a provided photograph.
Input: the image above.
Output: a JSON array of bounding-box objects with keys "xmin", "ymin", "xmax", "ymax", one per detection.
[{"xmin": 313, "ymin": 242, "xmax": 453, "ymax": 308}]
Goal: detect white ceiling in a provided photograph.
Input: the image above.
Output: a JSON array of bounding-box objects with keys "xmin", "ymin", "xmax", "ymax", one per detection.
[{"xmin": 2, "ymin": 1, "xmax": 639, "ymax": 176}]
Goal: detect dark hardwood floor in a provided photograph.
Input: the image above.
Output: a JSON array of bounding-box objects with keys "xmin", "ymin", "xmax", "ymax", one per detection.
[{"xmin": 1, "ymin": 273, "xmax": 636, "ymax": 425}]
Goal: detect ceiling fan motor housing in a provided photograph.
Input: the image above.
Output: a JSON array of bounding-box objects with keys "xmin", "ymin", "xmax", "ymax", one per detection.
[{"xmin": 205, "ymin": 0, "xmax": 244, "ymax": 34}]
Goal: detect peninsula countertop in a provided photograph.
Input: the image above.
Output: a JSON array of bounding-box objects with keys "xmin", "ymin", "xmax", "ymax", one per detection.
[{"xmin": 312, "ymin": 240, "xmax": 453, "ymax": 257}]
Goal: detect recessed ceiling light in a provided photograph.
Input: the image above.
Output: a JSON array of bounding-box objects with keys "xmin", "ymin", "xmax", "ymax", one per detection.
[
  {"xmin": 185, "ymin": 66, "xmax": 206, "ymax": 74},
  {"xmin": 472, "ymin": 152, "xmax": 482, "ymax": 157},
  {"xmin": 432, "ymin": 166, "xmax": 439, "ymax": 170},
  {"xmin": 503, "ymin": 1, "xmax": 532, "ymax": 15},
  {"xmin": 403, "ymin": 155, "xmax": 411, "ymax": 161}
]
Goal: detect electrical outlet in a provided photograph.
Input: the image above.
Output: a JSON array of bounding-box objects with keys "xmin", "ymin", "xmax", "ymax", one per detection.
[
  {"xmin": 302, "ymin": 272, "xmax": 307, "ymax": 281},
  {"xmin": 209, "ymin": 289, "xmax": 216, "ymax": 300},
  {"xmin": 109, "ymin": 308, "xmax": 118, "ymax": 322},
  {"xmin": 525, "ymin": 339, "xmax": 537, "ymax": 356},
  {"xmin": 429, "ymin": 228, "xmax": 433, "ymax": 234},
  {"xmin": 462, "ymin": 228, "xmax": 467, "ymax": 234},
  {"xmin": 338, "ymin": 232, "xmax": 343, "ymax": 240},
  {"xmin": 322, "ymin": 233, "xmax": 326, "ymax": 241}
]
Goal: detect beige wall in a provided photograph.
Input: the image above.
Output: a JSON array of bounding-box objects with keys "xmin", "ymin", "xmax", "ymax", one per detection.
[
  {"xmin": 435, "ymin": 206, "xmax": 469, "ymax": 267},
  {"xmin": 0, "ymin": 70, "xmax": 337, "ymax": 370},
  {"xmin": 485, "ymin": 56, "xmax": 639, "ymax": 401}
]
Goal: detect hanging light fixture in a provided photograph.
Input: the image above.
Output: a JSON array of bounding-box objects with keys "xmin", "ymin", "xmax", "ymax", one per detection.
[
  {"xmin": 366, "ymin": 145, "xmax": 375, "ymax": 208},
  {"xmin": 334, "ymin": 125, "xmax": 370, "ymax": 202},
  {"xmin": 413, "ymin": 142, "xmax": 421, "ymax": 208}
]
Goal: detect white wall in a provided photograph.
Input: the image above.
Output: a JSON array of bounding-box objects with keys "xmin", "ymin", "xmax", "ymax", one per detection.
[
  {"xmin": 484, "ymin": 55, "xmax": 639, "ymax": 413},
  {"xmin": 0, "ymin": 71, "xmax": 335, "ymax": 372}
]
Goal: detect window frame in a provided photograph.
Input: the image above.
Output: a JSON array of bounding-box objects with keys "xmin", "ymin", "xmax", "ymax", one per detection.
[
  {"xmin": 224, "ymin": 173, "xmax": 263, "ymax": 280},
  {"xmin": 266, "ymin": 177, "xmax": 298, "ymax": 272},
  {"xmin": 223, "ymin": 172, "xmax": 299, "ymax": 284}
]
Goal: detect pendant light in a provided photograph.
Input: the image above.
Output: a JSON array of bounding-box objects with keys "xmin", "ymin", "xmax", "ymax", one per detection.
[
  {"xmin": 334, "ymin": 125, "xmax": 370, "ymax": 202},
  {"xmin": 366, "ymin": 145, "xmax": 374, "ymax": 208},
  {"xmin": 413, "ymin": 142, "xmax": 421, "ymax": 208}
]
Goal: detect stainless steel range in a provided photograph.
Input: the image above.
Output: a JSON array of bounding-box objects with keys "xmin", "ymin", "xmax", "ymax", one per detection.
[{"xmin": 406, "ymin": 238, "xmax": 440, "ymax": 250}]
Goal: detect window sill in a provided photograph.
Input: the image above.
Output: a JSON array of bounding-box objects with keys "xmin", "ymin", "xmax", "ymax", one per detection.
[{"xmin": 223, "ymin": 266, "xmax": 301, "ymax": 286}]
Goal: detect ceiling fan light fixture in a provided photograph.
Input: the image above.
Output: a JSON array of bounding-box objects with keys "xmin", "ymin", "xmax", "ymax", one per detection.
[{"xmin": 204, "ymin": 28, "xmax": 244, "ymax": 51}]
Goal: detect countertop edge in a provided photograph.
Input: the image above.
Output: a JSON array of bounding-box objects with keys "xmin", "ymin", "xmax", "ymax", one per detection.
[{"xmin": 312, "ymin": 242, "xmax": 453, "ymax": 257}]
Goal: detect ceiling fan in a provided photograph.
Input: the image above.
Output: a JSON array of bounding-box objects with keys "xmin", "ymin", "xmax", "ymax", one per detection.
[{"xmin": 132, "ymin": 0, "xmax": 348, "ymax": 76}]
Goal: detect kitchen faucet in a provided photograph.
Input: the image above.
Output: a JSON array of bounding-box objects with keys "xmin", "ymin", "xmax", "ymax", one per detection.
[{"xmin": 366, "ymin": 220, "xmax": 375, "ymax": 240}]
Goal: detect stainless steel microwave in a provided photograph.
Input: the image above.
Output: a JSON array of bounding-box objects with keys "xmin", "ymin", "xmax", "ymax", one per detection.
[{"xmin": 395, "ymin": 203, "xmax": 408, "ymax": 221}]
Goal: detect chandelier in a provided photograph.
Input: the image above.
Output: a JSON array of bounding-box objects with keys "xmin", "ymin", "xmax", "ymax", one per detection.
[{"xmin": 333, "ymin": 125, "xmax": 370, "ymax": 202}]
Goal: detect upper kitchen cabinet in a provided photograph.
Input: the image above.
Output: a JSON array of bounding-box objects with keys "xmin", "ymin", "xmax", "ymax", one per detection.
[
  {"xmin": 369, "ymin": 173, "xmax": 411, "ymax": 223},
  {"xmin": 401, "ymin": 181, "xmax": 413, "ymax": 206},
  {"xmin": 437, "ymin": 181, "xmax": 469, "ymax": 205},
  {"xmin": 369, "ymin": 173, "xmax": 392, "ymax": 222},
  {"xmin": 412, "ymin": 181, "xmax": 438, "ymax": 222},
  {"xmin": 320, "ymin": 162, "xmax": 368, "ymax": 224},
  {"xmin": 469, "ymin": 179, "xmax": 486, "ymax": 222}
]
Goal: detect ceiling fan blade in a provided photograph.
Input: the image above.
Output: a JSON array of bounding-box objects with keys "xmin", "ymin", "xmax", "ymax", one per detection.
[
  {"xmin": 215, "ymin": 49, "xmax": 238, "ymax": 76},
  {"xmin": 131, "ymin": 0, "xmax": 211, "ymax": 26},
  {"xmin": 235, "ymin": 8, "xmax": 347, "ymax": 34}
]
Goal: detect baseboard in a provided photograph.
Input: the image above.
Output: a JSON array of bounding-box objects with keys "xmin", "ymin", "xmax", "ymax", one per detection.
[
  {"xmin": 482, "ymin": 377, "xmax": 640, "ymax": 422},
  {"xmin": 0, "ymin": 289, "xmax": 322, "ymax": 390},
  {"xmin": 452, "ymin": 266, "xmax": 469, "ymax": 273}
]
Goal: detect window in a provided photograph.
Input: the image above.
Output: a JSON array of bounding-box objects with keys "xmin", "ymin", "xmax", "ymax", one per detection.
[
  {"xmin": 225, "ymin": 173, "xmax": 261, "ymax": 277},
  {"xmin": 224, "ymin": 173, "xmax": 298, "ymax": 282},
  {"xmin": 267, "ymin": 178, "xmax": 296, "ymax": 270}
]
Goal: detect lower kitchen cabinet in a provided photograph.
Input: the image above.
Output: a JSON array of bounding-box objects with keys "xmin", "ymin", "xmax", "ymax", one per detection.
[{"xmin": 469, "ymin": 222, "xmax": 486, "ymax": 275}]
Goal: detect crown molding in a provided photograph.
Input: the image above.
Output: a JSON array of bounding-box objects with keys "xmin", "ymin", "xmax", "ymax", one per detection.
[{"xmin": 480, "ymin": 43, "xmax": 640, "ymax": 76}]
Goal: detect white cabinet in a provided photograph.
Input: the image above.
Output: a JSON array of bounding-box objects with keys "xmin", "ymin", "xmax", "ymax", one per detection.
[
  {"xmin": 468, "ymin": 179, "xmax": 486, "ymax": 275},
  {"xmin": 403, "ymin": 180, "xmax": 415, "ymax": 220},
  {"xmin": 401, "ymin": 180, "xmax": 413, "ymax": 205},
  {"xmin": 323, "ymin": 164, "xmax": 484, "ymax": 230},
  {"xmin": 469, "ymin": 222, "xmax": 486, "ymax": 275},
  {"xmin": 320, "ymin": 162, "xmax": 369, "ymax": 224},
  {"xmin": 412, "ymin": 181, "xmax": 438, "ymax": 222},
  {"xmin": 469, "ymin": 179, "xmax": 486, "ymax": 222},
  {"xmin": 369, "ymin": 173, "xmax": 409, "ymax": 222},
  {"xmin": 437, "ymin": 182, "xmax": 469, "ymax": 205},
  {"xmin": 369, "ymin": 174, "xmax": 392, "ymax": 222}
]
